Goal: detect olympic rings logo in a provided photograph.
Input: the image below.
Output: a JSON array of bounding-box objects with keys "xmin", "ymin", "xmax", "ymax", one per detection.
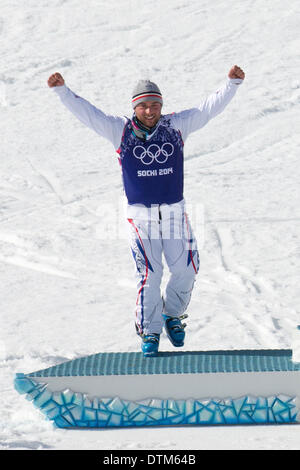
[{"xmin": 133, "ymin": 143, "xmax": 174, "ymax": 165}]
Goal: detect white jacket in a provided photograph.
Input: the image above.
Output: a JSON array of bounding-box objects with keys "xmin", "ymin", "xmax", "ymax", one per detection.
[{"xmin": 53, "ymin": 78, "xmax": 243, "ymax": 220}]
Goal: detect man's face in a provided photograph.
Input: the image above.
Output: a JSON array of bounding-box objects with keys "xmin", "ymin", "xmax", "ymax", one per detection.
[{"xmin": 134, "ymin": 101, "xmax": 162, "ymax": 128}]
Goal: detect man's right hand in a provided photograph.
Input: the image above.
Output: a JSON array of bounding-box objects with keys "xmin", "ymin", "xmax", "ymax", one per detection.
[{"xmin": 47, "ymin": 72, "xmax": 65, "ymax": 87}]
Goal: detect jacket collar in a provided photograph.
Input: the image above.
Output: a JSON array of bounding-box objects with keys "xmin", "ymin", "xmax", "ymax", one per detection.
[{"xmin": 131, "ymin": 114, "xmax": 160, "ymax": 141}]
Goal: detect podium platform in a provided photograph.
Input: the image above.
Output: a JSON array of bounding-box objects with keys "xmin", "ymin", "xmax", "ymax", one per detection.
[{"xmin": 14, "ymin": 349, "xmax": 300, "ymax": 428}]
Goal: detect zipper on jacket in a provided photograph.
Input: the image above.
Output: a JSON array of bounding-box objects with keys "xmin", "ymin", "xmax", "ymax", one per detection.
[{"xmin": 158, "ymin": 205, "xmax": 162, "ymax": 222}]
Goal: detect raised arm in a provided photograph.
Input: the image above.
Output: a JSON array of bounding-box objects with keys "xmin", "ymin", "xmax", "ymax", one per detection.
[
  {"xmin": 170, "ymin": 65, "xmax": 245, "ymax": 142},
  {"xmin": 47, "ymin": 73, "xmax": 126, "ymax": 150}
]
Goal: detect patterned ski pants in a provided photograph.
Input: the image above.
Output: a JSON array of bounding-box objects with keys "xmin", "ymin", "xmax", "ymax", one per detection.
[{"xmin": 128, "ymin": 211, "xmax": 199, "ymax": 335}]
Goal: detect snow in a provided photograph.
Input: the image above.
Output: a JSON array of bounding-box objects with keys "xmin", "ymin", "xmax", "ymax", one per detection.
[{"xmin": 1, "ymin": 0, "xmax": 300, "ymax": 450}]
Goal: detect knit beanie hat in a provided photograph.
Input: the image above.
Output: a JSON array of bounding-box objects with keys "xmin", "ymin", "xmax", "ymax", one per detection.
[{"xmin": 132, "ymin": 80, "xmax": 163, "ymax": 109}]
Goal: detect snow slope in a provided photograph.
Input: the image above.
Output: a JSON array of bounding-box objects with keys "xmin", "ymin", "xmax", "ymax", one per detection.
[{"xmin": 1, "ymin": 0, "xmax": 300, "ymax": 450}]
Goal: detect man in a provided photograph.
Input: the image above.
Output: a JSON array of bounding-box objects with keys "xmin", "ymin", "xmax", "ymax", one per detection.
[{"xmin": 48, "ymin": 65, "xmax": 245, "ymax": 356}]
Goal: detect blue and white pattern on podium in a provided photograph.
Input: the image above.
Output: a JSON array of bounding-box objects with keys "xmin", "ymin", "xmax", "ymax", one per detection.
[{"xmin": 14, "ymin": 349, "xmax": 300, "ymax": 428}]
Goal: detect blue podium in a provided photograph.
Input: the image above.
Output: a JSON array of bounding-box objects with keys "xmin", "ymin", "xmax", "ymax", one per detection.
[{"xmin": 14, "ymin": 348, "xmax": 300, "ymax": 428}]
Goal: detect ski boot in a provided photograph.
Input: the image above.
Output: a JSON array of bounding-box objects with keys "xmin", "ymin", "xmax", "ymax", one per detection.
[
  {"xmin": 163, "ymin": 314, "xmax": 188, "ymax": 347},
  {"xmin": 141, "ymin": 334, "xmax": 160, "ymax": 357}
]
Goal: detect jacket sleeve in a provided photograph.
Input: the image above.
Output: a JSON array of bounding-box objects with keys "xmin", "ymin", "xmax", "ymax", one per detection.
[
  {"xmin": 170, "ymin": 78, "xmax": 243, "ymax": 142},
  {"xmin": 53, "ymin": 85, "xmax": 126, "ymax": 150}
]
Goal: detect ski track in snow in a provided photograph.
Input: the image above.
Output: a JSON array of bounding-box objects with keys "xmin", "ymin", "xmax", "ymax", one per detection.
[
  {"xmin": 209, "ymin": 224, "xmax": 290, "ymax": 348},
  {"xmin": 1, "ymin": 0, "xmax": 300, "ymax": 451}
]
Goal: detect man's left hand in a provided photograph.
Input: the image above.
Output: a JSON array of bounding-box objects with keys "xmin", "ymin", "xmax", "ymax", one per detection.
[{"xmin": 228, "ymin": 65, "xmax": 245, "ymax": 80}]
